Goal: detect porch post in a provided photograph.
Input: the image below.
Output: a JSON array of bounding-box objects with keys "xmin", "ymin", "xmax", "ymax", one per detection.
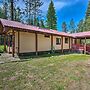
[
  {"xmin": 75, "ymin": 38, "xmax": 77, "ymax": 44},
  {"xmin": 69, "ymin": 37, "xmax": 71, "ymax": 50},
  {"xmin": 8, "ymin": 34, "xmax": 10, "ymax": 53},
  {"xmin": 84, "ymin": 37, "xmax": 86, "ymax": 54},
  {"xmin": 51, "ymin": 35, "xmax": 53, "ymax": 53},
  {"xmin": 80, "ymin": 38, "xmax": 82, "ymax": 44},
  {"xmin": 18, "ymin": 31, "xmax": 20, "ymax": 55},
  {"xmin": 12, "ymin": 29, "xmax": 15, "ymax": 57},
  {"xmin": 71, "ymin": 38, "xmax": 73, "ymax": 48},
  {"xmin": 61, "ymin": 36, "xmax": 63, "ymax": 53},
  {"xmin": 4, "ymin": 34, "xmax": 7, "ymax": 52},
  {"xmin": 35, "ymin": 33, "xmax": 38, "ymax": 55}
]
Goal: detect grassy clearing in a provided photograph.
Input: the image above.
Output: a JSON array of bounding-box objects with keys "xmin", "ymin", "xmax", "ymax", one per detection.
[{"xmin": 0, "ymin": 54, "xmax": 90, "ymax": 90}]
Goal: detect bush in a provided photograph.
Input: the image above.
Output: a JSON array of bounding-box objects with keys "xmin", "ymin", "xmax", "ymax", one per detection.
[{"xmin": 0, "ymin": 45, "xmax": 4, "ymax": 53}]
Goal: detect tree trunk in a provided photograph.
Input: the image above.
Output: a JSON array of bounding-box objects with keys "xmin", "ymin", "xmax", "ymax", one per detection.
[{"xmin": 11, "ymin": 0, "xmax": 14, "ymax": 20}]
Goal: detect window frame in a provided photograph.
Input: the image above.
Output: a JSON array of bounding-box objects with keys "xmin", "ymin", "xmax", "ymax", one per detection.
[
  {"xmin": 44, "ymin": 34, "xmax": 50, "ymax": 38},
  {"xmin": 65, "ymin": 37, "xmax": 68, "ymax": 44},
  {"xmin": 56, "ymin": 38, "xmax": 61, "ymax": 45}
]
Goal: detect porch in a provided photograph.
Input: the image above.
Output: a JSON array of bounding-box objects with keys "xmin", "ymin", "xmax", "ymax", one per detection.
[{"xmin": 72, "ymin": 31, "xmax": 90, "ymax": 54}]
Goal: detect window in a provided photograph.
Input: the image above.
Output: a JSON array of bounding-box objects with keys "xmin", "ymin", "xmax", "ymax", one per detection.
[
  {"xmin": 56, "ymin": 38, "xmax": 61, "ymax": 45},
  {"xmin": 65, "ymin": 38, "xmax": 68, "ymax": 44},
  {"xmin": 44, "ymin": 34, "xmax": 50, "ymax": 38}
]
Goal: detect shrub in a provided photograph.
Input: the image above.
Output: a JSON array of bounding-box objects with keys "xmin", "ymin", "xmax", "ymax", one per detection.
[{"xmin": 0, "ymin": 45, "xmax": 4, "ymax": 53}]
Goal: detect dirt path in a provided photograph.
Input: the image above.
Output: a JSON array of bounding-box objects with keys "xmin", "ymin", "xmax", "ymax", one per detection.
[{"xmin": 0, "ymin": 53, "xmax": 20, "ymax": 64}]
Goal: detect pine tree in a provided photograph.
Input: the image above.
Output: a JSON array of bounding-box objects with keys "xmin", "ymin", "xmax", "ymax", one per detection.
[
  {"xmin": 2, "ymin": 0, "xmax": 21, "ymax": 20},
  {"xmin": 85, "ymin": 1, "xmax": 90, "ymax": 31},
  {"xmin": 40, "ymin": 20, "xmax": 45, "ymax": 28},
  {"xmin": 24, "ymin": 0, "xmax": 43, "ymax": 25},
  {"xmin": 77, "ymin": 19, "xmax": 84, "ymax": 32},
  {"xmin": 14, "ymin": 7, "xmax": 22, "ymax": 22},
  {"xmin": 0, "ymin": 7, "xmax": 5, "ymax": 18},
  {"xmin": 47, "ymin": 0, "xmax": 57, "ymax": 30},
  {"xmin": 3, "ymin": 0, "xmax": 8, "ymax": 19},
  {"xmin": 24, "ymin": 0, "xmax": 33, "ymax": 24},
  {"xmin": 69, "ymin": 19, "xmax": 76, "ymax": 33},
  {"xmin": 30, "ymin": 19, "xmax": 34, "ymax": 25},
  {"xmin": 62, "ymin": 21, "xmax": 67, "ymax": 33},
  {"xmin": 36, "ymin": 18, "xmax": 40, "ymax": 27},
  {"xmin": 32, "ymin": 0, "xmax": 43, "ymax": 26}
]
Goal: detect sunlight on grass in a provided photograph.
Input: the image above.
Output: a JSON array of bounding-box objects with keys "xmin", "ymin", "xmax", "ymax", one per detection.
[{"xmin": 0, "ymin": 54, "xmax": 90, "ymax": 90}]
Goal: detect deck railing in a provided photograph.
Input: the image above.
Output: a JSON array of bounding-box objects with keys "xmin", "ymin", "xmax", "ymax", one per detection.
[
  {"xmin": 72, "ymin": 44, "xmax": 90, "ymax": 53},
  {"xmin": 86, "ymin": 44, "xmax": 90, "ymax": 52}
]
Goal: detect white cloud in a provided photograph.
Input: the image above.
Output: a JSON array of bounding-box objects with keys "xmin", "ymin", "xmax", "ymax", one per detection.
[
  {"xmin": 40, "ymin": 1, "xmax": 67, "ymax": 15},
  {"xmin": 54, "ymin": 1, "xmax": 67, "ymax": 10},
  {"xmin": 54, "ymin": 0, "xmax": 80, "ymax": 10},
  {"xmin": 40, "ymin": 0, "xmax": 81, "ymax": 17},
  {"xmin": 41, "ymin": 0, "xmax": 79, "ymax": 13}
]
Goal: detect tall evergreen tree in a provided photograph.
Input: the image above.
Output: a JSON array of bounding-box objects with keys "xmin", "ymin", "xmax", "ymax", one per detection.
[
  {"xmin": 32, "ymin": 0, "xmax": 43, "ymax": 26},
  {"xmin": 62, "ymin": 21, "xmax": 67, "ymax": 32},
  {"xmin": 3, "ymin": 0, "xmax": 8, "ymax": 19},
  {"xmin": 35, "ymin": 18, "xmax": 40, "ymax": 27},
  {"xmin": 14, "ymin": 7, "xmax": 22, "ymax": 22},
  {"xmin": 47, "ymin": 0, "xmax": 57, "ymax": 30},
  {"xmin": 24, "ymin": 0, "xmax": 33, "ymax": 24},
  {"xmin": 77, "ymin": 19, "xmax": 84, "ymax": 32},
  {"xmin": 24, "ymin": 0, "xmax": 43, "ymax": 25},
  {"xmin": 1, "ymin": 0, "xmax": 19, "ymax": 20},
  {"xmin": 85, "ymin": 1, "xmax": 90, "ymax": 31},
  {"xmin": 0, "ymin": 7, "xmax": 5, "ymax": 18},
  {"xmin": 40, "ymin": 20, "xmax": 45, "ymax": 28},
  {"xmin": 69, "ymin": 19, "xmax": 76, "ymax": 33},
  {"xmin": 2, "ymin": 0, "xmax": 22, "ymax": 21}
]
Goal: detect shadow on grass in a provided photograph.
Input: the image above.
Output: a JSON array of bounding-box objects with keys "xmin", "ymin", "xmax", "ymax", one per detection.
[
  {"xmin": 19, "ymin": 51, "xmax": 73, "ymax": 61},
  {"xmin": 19, "ymin": 53, "xmax": 60, "ymax": 60},
  {"xmin": 0, "ymin": 53, "xmax": 63, "ymax": 64}
]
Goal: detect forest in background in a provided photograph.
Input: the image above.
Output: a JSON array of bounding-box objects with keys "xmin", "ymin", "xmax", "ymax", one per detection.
[{"xmin": 0, "ymin": 0, "xmax": 90, "ymax": 33}]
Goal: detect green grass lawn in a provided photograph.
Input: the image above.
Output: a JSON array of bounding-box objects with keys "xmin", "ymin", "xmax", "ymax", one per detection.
[{"xmin": 0, "ymin": 54, "xmax": 90, "ymax": 90}]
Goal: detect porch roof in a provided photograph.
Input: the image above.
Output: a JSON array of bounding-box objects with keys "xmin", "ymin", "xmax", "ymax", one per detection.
[
  {"xmin": 71, "ymin": 31, "xmax": 90, "ymax": 38},
  {"xmin": 0, "ymin": 18, "xmax": 72, "ymax": 37}
]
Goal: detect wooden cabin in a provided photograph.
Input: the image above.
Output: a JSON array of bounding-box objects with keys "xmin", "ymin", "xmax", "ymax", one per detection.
[{"xmin": 0, "ymin": 19, "xmax": 73, "ymax": 57}]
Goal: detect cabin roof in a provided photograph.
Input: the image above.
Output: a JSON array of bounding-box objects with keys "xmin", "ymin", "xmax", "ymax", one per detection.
[
  {"xmin": 2, "ymin": 18, "xmax": 90, "ymax": 38},
  {"xmin": 71, "ymin": 31, "xmax": 90, "ymax": 38},
  {"xmin": 0, "ymin": 18, "xmax": 72, "ymax": 37}
]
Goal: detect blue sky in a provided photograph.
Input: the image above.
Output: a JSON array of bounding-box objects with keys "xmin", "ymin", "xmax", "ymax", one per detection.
[{"xmin": 41, "ymin": 0, "xmax": 89, "ymax": 31}]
